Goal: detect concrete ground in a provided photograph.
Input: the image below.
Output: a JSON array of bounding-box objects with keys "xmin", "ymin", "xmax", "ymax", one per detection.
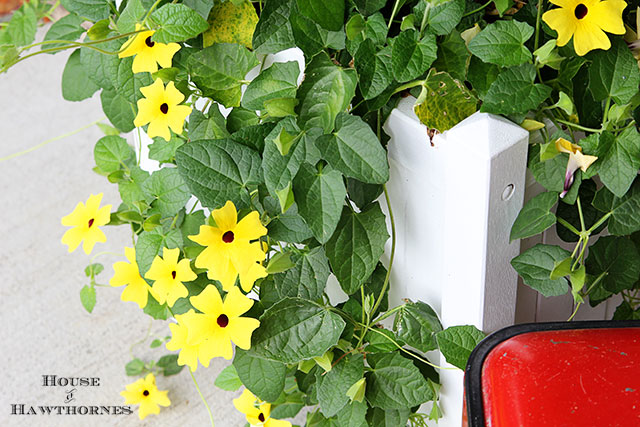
[{"xmin": 0, "ymin": 28, "xmax": 300, "ymax": 427}]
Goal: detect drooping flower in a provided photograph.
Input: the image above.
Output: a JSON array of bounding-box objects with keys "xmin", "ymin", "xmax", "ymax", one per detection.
[
  {"xmin": 120, "ymin": 373, "xmax": 170, "ymax": 420},
  {"xmin": 109, "ymin": 247, "xmax": 152, "ymax": 309},
  {"xmin": 555, "ymin": 138, "xmax": 598, "ymax": 197},
  {"xmin": 144, "ymin": 247, "xmax": 197, "ymax": 307},
  {"xmin": 166, "ymin": 309, "xmax": 215, "ymax": 371},
  {"xmin": 233, "ymin": 389, "xmax": 292, "ymax": 427},
  {"xmin": 118, "ymin": 24, "xmax": 181, "ymax": 74},
  {"xmin": 189, "ymin": 201, "xmax": 267, "ymax": 292},
  {"xmin": 542, "ymin": 0, "xmax": 626, "ymax": 56},
  {"xmin": 61, "ymin": 193, "xmax": 112, "ymax": 255},
  {"xmin": 186, "ymin": 285, "xmax": 260, "ymax": 360},
  {"xmin": 134, "ymin": 78, "xmax": 192, "ymax": 141}
]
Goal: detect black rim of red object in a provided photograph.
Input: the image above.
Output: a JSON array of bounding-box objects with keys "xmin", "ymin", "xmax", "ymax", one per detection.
[{"xmin": 464, "ymin": 320, "xmax": 640, "ymax": 427}]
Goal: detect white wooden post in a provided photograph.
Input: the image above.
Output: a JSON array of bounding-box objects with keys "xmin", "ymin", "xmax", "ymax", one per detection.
[{"xmin": 382, "ymin": 97, "xmax": 529, "ymax": 427}]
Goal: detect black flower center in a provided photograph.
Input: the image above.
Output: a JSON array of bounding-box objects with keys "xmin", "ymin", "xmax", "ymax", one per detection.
[
  {"xmin": 217, "ymin": 314, "xmax": 229, "ymax": 328},
  {"xmin": 160, "ymin": 103, "xmax": 169, "ymax": 114},
  {"xmin": 88, "ymin": 218, "xmax": 95, "ymax": 228},
  {"xmin": 258, "ymin": 413, "xmax": 265, "ymax": 422},
  {"xmin": 142, "ymin": 390, "xmax": 149, "ymax": 396},
  {"xmin": 222, "ymin": 231, "xmax": 234, "ymax": 243},
  {"xmin": 145, "ymin": 36, "xmax": 155, "ymax": 48},
  {"xmin": 171, "ymin": 270, "xmax": 176, "ymax": 279},
  {"xmin": 574, "ymin": 4, "xmax": 588, "ymax": 19}
]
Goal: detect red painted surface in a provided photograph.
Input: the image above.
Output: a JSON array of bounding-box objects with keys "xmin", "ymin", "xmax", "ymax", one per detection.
[{"xmin": 482, "ymin": 328, "xmax": 640, "ymax": 426}]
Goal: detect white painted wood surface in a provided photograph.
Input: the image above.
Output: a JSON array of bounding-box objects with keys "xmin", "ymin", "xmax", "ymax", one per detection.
[{"xmin": 382, "ymin": 99, "xmax": 529, "ymax": 427}]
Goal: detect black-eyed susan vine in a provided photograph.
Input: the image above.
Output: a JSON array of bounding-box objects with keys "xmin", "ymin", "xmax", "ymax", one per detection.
[{"xmin": 3, "ymin": 0, "xmax": 640, "ymax": 424}]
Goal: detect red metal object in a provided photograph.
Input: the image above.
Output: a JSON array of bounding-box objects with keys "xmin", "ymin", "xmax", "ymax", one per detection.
[{"xmin": 465, "ymin": 321, "xmax": 640, "ymax": 427}]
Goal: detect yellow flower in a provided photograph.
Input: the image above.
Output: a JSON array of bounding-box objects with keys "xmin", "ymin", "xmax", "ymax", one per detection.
[
  {"xmin": 542, "ymin": 0, "xmax": 626, "ymax": 56},
  {"xmin": 134, "ymin": 78, "xmax": 192, "ymax": 141},
  {"xmin": 166, "ymin": 309, "xmax": 215, "ymax": 371},
  {"xmin": 118, "ymin": 25, "xmax": 181, "ymax": 74},
  {"xmin": 144, "ymin": 247, "xmax": 197, "ymax": 307},
  {"xmin": 555, "ymin": 138, "xmax": 598, "ymax": 197},
  {"xmin": 233, "ymin": 389, "xmax": 292, "ymax": 427},
  {"xmin": 186, "ymin": 285, "xmax": 260, "ymax": 360},
  {"xmin": 189, "ymin": 201, "xmax": 267, "ymax": 292},
  {"xmin": 109, "ymin": 247, "xmax": 152, "ymax": 309},
  {"xmin": 120, "ymin": 373, "xmax": 170, "ymax": 420},
  {"xmin": 61, "ymin": 193, "xmax": 111, "ymax": 255}
]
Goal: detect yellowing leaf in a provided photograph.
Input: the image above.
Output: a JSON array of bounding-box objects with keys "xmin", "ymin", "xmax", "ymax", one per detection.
[{"xmin": 203, "ymin": 0, "xmax": 258, "ymax": 49}]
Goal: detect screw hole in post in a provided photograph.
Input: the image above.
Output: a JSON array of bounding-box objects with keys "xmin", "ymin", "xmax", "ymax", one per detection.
[{"xmin": 502, "ymin": 184, "xmax": 515, "ymax": 201}]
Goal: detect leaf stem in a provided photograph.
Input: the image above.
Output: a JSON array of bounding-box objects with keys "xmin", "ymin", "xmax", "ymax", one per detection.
[
  {"xmin": 462, "ymin": 0, "xmax": 492, "ymax": 18},
  {"xmin": 567, "ymin": 302, "xmax": 582, "ymax": 321},
  {"xmin": 587, "ymin": 211, "xmax": 612, "ymax": 234},
  {"xmin": 369, "ymin": 185, "xmax": 396, "ymax": 320},
  {"xmin": 556, "ymin": 119, "xmax": 602, "ymax": 134},
  {"xmin": 129, "ymin": 319, "xmax": 153, "ymax": 358},
  {"xmin": 534, "ymin": 0, "xmax": 544, "ymax": 52},
  {"xmin": 557, "ymin": 217, "xmax": 581, "ymax": 236},
  {"xmin": 189, "ymin": 370, "xmax": 215, "ymax": 427},
  {"xmin": 576, "ymin": 196, "xmax": 586, "ymax": 232},
  {"xmin": 387, "ymin": 0, "xmax": 402, "ymax": 29},
  {"xmin": 0, "ymin": 117, "xmax": 106, "ymax": 162}
]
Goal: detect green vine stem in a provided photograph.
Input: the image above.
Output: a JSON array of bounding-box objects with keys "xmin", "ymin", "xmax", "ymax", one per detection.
[{"xmin": 189, "ymin": 370, "xmax": 216, "ymax": 427}]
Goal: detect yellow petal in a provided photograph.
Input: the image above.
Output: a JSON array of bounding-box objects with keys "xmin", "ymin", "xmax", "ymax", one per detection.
[
  {"xmin": 135, "ymin": 98, "xmax": 157, "ymax": 127},
  {"xmin": 165, "ymin": 282, "xmax": 188, "ymax": 307},
  {"xmin": 555, "ymin": 137, "xmax": 580, "ymax": 154},
  {"xmin": 95, "ymin": 204, "xmax": 112, "ymax": 226},
  {"xmin": 239, "ymin": 262, "xmax": 267, "ymax": 293},
  {"xmin": 227, "ymin": 316, "xmax": 260, "ymax": 350},
  {"xmin": 165, "ymin": 81, "xmax": 186, "ymax": 106},
  {"xmin": 155, "ymin": 42, "xmax": 181, "ymax": 69},
  {"xmin": 162, "ymin": 247, "xmax": 180, "ymax": 266},
  {"xmin": 132, "ymin": 49, "xmax": 160, "ymax": 74},
  {"xmin": 146, "ymin": 118, "xmax": 171, "ymax": 141},
  {"xmin": 85, "ymin": 193, "xmax": 104, "ymax": 213},
  {"xmin": 199, "ymin": 332, "xmax": 234, "ymax": 360},
  {"xmin": 573, "ymin": 21, "xmax": 611, "ymax": 55},
  {"xmin": 223, "ymin": 287, "xmax": 255, "ymax": 318},
  {"xmin": 212, "ymin": 201, "xmax": 238, "ymax": 231},
  {"xmin": 542, "ymin": 8, "xmax": 577, "ymax": 47},
  {"xmin": 588, "ymin": 0, "xmax": 626, "ymax": 35},
  {"xmin": 82, "ymin": 227, "xmax": 106, "ymax": 254},
  {"xmin": 152, "ymin": 390, "xmax": 171, "ymax": 407},
  {"xmin": 177, "ymin": 258, "xmax": 197, "ymax": 282},
  {"xmin": 190, "ymin": 284, "xmax": 224, "ymax": 315},
  {"xmin": 138, "ymin": 401, "xmax": 160, "ymax": 420},
  {"xmin": 61, "ymin": 201, "xmax": 86, "ymax": 226},
  {"xmin": 266, "ymin": 418, "xmax": 293, "ymax": 427},
  {"xmin": 167, "ymin": 104, "xmax": 192, "ymax": 136},
  {"xmin": 233, "ymin": 389, "xmax": 257, "ymax": 415},
  {"xmin": 61, "ymin": 227, "xmax": 84, "ymax": 253},
  {"xmin": 120, "ymin": 280, "xmax": 150, "ymax": 308},
  {"xmin": 234, "ymin": 211, "xmax": 267, "ymax": 241},
  {"xmin": 574, "ymin": 151, "xmax": 598, "ymax": 172}
]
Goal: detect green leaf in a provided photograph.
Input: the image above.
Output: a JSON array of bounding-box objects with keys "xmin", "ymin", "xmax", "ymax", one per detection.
[
  {"xmin": 115, "ymin": 56, "xmax": 153, "ymax": 104},
  {"xmin": 346, "ymin": 378, "xmax": 366, "ymax": 403},
  {"xmin": 366, "ymin": 407, "xmax": 410, "ymax": 427},
  {"xmin": 100, "ymin": 88, "xmax": 136, "ymax": 133},
  {"xmin": 125, "ymin": 358, "xmax": 145, "ymax": 376},
  {"xmin": 80, "ymin": 40, "xmax": 120, "ymax": 90},
  {"xmin": 592, "ymin": 180, "xmax": 640, "ymax": 235},
  {"xmin": 346, "ymin": 178, "xmax": 382, "ymax": 210},
  {"xmin": 252, "ymin": 0, "xmax": 296, "ymax": 54},
  {"xmin": 214, "ymin": 365, "xmax": 243, "ymax": 391},
  {"xmin": 511, "ymin": 244, "xmax": 571, "ymax": 297},
  {"xmin": 262, "ymin": 119, "xmax": 305, "ymax": 200},
  {"xmin": 436, "ymin": 325, "xmax": 484, "ymax": 370},
  {"xmin": 87, "ymin": 19, "xmax": 112, "ymax": 41},
  {"xmin": 510, "ymin": 192, "xmax": 559, "ymax": 241},
  {"xmin": 234, "ymin": 348, "xmax": 286, "ymax": 401},
  {"xmin": 425, "ymin": 0, "xmax": 465, "ymax": 35},
  {"xmin": 62, "ymin": 49, "xmax": 100, "ymax": 102},
  {"xmin": 143, "ymin": 293, "xmax": 170, "ymax": 320},
  {"xmin": 528, "ymin": 144, "xmax": 566, "ymax": 193},
  {"xmin": 7, "ymin": 3, "xmax": 37, "ymax": 46},
  {"xmin": 117, "ymin": 0, "xmax": 145, "ymax": 33},
  {"xmin": 84, "ymin": 263, "xmax": 104, "ymax": 277},
  {"xmin": 267, "ymin": 203, "xmax": 314, "ymax": 242},
  {"xmin": 151, "ymin": 4, "xmax": 209, "ymax": 43},
  {"xmin": 142, "ymin": 168, "xmax": 191, "ymax": 218},
  {"xmin": 585, "ymin": 236, "xmax": 640, "ymax": 293},
  {"xmin": 61, "ymin": 0, "xmax": 109, "ymax": 21},
  {"xmin": 290, "ymin": 11, "xmax": 346, "ymax": 58},
  {"xmin": 260, "ymin": 247, "xmax": 330, "ymax": 306},
  {"xmin": 242, "ymin": 61, "xmax": 300, "ymax": 110},
  {"xmin": 391, "ymin": 29, "xmax": 437, "ymax": 83},
  {"xmin": 593, "ymin": 127, "xmax": 640, "ymax": 197},
  {"xmin": 589, "ymin": 38, "xmax": 640, "ymax": 105},
  {"xmin": 176, "ymin": 138, "xmax": 262, "ymax": 210},
  {"xmin": 148, "ymin": 136, "xmax": 185, "ymax": 164},
  {"xmin": 394, "ymin": 301, "xmax": 442, "ymax": 352},
  {"xmin": 354, "ymin": 40, "xmax": 392, "ymax": 100},
  {"xmin": 431, "ymin": 30, "xmax": 469, "ymax": 81},
  {"xmin": 293, "ymin": 163, "xmax": 347, "ymax": 244},
  {"xmin": 414, "ymin": 70, "xmax": 478, "ymax": 133},
  {"xmin": 94, "ymin": 135, "xmax": 134, "ymax": 174},
  {"xmin": 325, "ymin": 203, "xmax": 389, "ymax": 295},
  {"xmin": 468, "ymin": 20, "xmax": 533, "ymax": 66},
  {"xmin": 316, "ymin": 354, "xmax": 364, "ymax": 417},
  {"xmin": 249, "ymin": 297, "xmax": 346, "ymax": 363},
  {"xmin": 150, "ymin": 338, "xmax": 163, "ymax": 348},
  {"xmin": 365, "ymin": 328, "xmax": 398, "ymax": 353},
  {"xmin": 481, "ymin": 64, "xmax": 551, "ymax": 115},
  {"xmin": 296, "ymin": 53, "xmax": 357, "ymax": 133},
  {"xmin": 227, "ymin": 108, "xmax": 260, "ymax": 133},
  {"xmin": 135, "ymin": 228, "xmax": 182, "ymax": 275},
  {"xmin": 184, "ymin": 0, "xmax": 213, "ymax": 19},
  {"xmin": 188, "ymin": 107, "xmax": 230, "ymax": 141},
  {"xmin": 353, "ymin": 0, "xmax": 385, "ymax": 16},
  {"xmin": 366, "ymin": 352, "xmax": 433, "ymax": 409},
  {"xmin": 297, "ymin": 0, "xmax": 344, "ymax": 31},
  {"xmin": 188, "ymin": 43, "xmax": 258, "ymax": 107},
  {"xmin": 317, "ymin": 113, "xmax": 389, "ymax": 184},
  {"xmin": 270, "ymin": 391, "xmax": 305, "ymax": 419},
  {"xmin": 43, "ymin": 14, "xmax": 85, "ymax": 51},
  {"xmin": 157, "ymin": 354, "xmax": 184, "ymax": 376},
  {"xmin": 118, "ymin": 166, "xmax": 151, "ymax": 208},
  {"xmin": 467, "ymin": 55, "xmax": 500, "ymax": 98},
  {"xmin": 266, "ymin": 252, "xmax": 296, "ymax": 274},
  {"xmin": 203, "ymin": 0, "xmax": 258, "ymax": 49},
  {"xmin": 80, "ymin": 285, "xmax": 96, "ymax": 313}
]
